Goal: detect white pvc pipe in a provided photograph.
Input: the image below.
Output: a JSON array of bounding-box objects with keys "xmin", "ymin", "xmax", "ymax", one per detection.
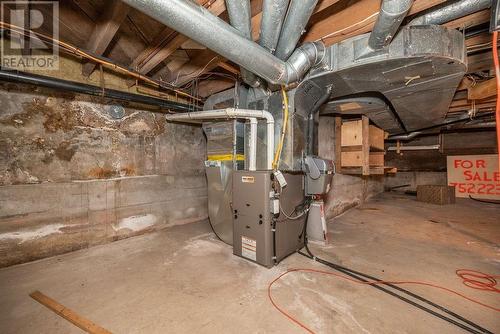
[
  {"xmin": 165, "ymin": 108, "xmax": 275, "ymax": 170},
  {"xmin": 248, "ymin": 118, "xmax": 257, "ymax": 171}
]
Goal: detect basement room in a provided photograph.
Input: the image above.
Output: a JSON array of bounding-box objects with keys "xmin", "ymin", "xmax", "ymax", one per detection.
[{"xmin": 0, "ymin": 0, "xmax": 499, "ymax": 333}]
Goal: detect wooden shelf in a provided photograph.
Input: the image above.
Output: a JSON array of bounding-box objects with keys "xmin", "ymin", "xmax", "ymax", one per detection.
[{"xmin": 335, "ymin": 116, "xmax": 395, "ymax": 176}]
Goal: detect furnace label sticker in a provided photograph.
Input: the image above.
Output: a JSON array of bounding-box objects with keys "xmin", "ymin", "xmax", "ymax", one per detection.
[
  {"xmin": 241, "ymin": 236, "xmax": 256, "ymax": 261},
  {"xmin": 241, "ymin": 176, "xmax": 255, "ymax": 183}
]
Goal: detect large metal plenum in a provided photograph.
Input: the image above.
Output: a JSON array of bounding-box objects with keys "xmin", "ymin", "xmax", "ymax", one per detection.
[
  {"xmin": 203, "ymin": 122, "xmax": 244, "ymax": 245},
  {"xmin": 297, "ymin": 25, "xmax": 467, "ymax": 133}
]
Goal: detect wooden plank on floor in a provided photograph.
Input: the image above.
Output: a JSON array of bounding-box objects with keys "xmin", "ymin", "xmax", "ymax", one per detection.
[{"xmin": 30, "ymin": 290, "xmax": 112, "ymax": 334}]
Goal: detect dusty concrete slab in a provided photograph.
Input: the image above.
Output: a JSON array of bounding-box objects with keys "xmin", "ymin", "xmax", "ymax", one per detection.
[{"xmin": 0, "ymin": 193, "xmax": 498, "ymax": 333}]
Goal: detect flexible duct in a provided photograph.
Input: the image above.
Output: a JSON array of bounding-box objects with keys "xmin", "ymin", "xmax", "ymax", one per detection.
[
  {"xmin": 274, "ymin": 0, "xmax": 318, "ymax": 61},
  {"xmin": 409, "ymin": 0, "xmax": 491, "ymax": 25},
  {"xmin": 368, "ymin": 0, "xmax": 414, "ymax": 50},
  {"xmin": 122, "ymin": 0, "xmax": 324, "ymax": 85},
  {"xmin": 166, "ymin": 109, "xmax": 275, "ymax": 170},
  {"xmin": 259, "ymin": 0, "xmax": 290, "ymax": 53},
  {"xmin": 225, "ymin": 0, "xmax": 261, "ymax": 87}
]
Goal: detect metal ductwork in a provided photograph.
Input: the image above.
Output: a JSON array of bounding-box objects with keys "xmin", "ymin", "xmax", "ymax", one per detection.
[
  {"xmin": 367, "ymin": 0, "xmax": 414, "ymax": 51},
  {"xmin": 409, "ymin": 0, "xmax": 492, "ymax": 25},
  {"xmin": 122, "ymin": 0, "xmax": 324, "ymax": 86},
  {"xmin": 259, "ymin": 0, "xmax": 290, "ymax": 53},
  {"xmin": 274, "ymin": 0, "xmax": 318, "ymax": 61},
  {"xmin": 225, "ymin": 0, "xmax": 260, "ymax": 88}
]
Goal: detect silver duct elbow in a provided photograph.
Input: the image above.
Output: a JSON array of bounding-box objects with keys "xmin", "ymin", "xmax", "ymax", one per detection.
[
  {"xmin": 274, "ymin": 0, "xmax": 319, "ymax": 61},
  {"xmin": 225, "ymin": 0, "xmax": 261, "ymax": 88},
  {"xmin": 285, "ymin": 42, "xmax": 326, "ymax": 83},
  {"xmin": 409, "ymin": 0, "xmax": 491, "ymax": 25},
  {"xmin": 259, "ymin": 0, "xmax": 290, "ymax": 53},
  {"xmin": 368, "ymin": 0, "xmax": 414, "ymax": 50}
]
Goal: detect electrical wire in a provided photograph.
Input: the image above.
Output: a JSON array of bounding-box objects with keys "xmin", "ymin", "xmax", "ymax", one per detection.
[
  {"xmin": 317, "ymin": 12, "xmax": 380, "ymax": 43},
  {"xmin": 0, "ymin": 21, "xmax": 200, "ymax": 101},
  {"xmin": 280, "ymin": 206, "xmax": 308, "ymax": 220},
  {"xmin": 456, "ymin": 269, "xmax": 500, "ymax": 293},
  {"xmin": 468, "ymin": 195, "xmax": 500, "ymax": 205},
  {"xmin": 272, "ymin": 87, "xmax": 289, "ymax": 170},
  {"xmin": 492, "ymin": 31, "xmax": 500, "ymax": 172},
  {"xmin": 268, "ymin": 267, "xmax": 499, "ymax": 334},
  {"xmin": 170, "ymin": 57, "xmax": 219, "ymax": 86},
  {"xmin": 267, "ymin": 213, "xmax": 496, "ymax": 333}
]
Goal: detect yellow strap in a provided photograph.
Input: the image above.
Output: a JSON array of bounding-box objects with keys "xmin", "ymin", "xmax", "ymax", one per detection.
[{"xmin": 207, "ymin": 154, "xmax": 245, "ymax": 161}]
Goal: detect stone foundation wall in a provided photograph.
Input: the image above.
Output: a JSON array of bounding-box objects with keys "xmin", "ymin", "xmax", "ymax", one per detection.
[{"xmin": 0, "ymin": 84, "xmax": 208, "ymax": 267}]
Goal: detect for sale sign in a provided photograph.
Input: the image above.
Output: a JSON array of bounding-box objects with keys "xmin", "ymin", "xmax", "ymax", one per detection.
[{"xmin": 447, "ymin": 155, "xmax": 500, "ymax": 200}]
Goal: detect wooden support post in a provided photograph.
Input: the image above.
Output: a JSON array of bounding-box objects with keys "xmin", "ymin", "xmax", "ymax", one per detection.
[
  {"xmin": 334, "ymin": 117, "xmax": 342, "ymax": 173},
  {"xmin": 361, "ymin": 116, "xmax": 370, "ymax": 176}
]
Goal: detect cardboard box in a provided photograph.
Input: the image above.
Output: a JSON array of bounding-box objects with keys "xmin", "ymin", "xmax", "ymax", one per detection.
[{"xmin": 417, "ymin": 185, "xmax": 456, "ymax": 205}]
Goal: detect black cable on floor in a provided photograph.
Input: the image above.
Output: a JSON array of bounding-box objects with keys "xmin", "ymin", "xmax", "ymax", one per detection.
[
  {"xmin": 468, "ymin": 195, "xmax": 500, "ymax": 205},
  {"xmin": 298, "ymin": 215, "xmax": 493, "ymax": 334}
]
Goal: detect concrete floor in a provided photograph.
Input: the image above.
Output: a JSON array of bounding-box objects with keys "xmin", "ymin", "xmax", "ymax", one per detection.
[{"xmin": 0, "ymin": 193, "xmax": 499, "ymax": 333}]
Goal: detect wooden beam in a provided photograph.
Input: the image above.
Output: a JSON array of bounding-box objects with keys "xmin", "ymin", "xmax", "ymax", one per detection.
[
  {"xmin": 129, "ymin": 26, "xmax": 176, "ymax": 70},
  {"xmin": 303, "ymin": 0, "xmax": 447, "ymax": 46},
  {"xmin": 444, "ymin": 9, "xmax": 491, "ymax": 30},
  {"xmin": 314, "ymin": 0, "xmax": 344, "ymax": 14},
  {"xmin": 457, "ymin": 77, "xmax": 474, "ymax": 91},
  {"xmin": 467, "ymin": 51, "xmax": 500, "ymax": 73},
  {"xmin": 197, "ymin": 79, "xmax": 235, "ymax": 97},
  {"xmin": 135, "ymin": 0, "xmax": 226, "ymax": 75},
  {"xmin": 174, "ymin": 49, "xmax": 223, "ymax": 87},
  {"xmin": 450, "ymin": 97, "xmax": 496, "ymax": 108},
  {"xmin": 468, "ymin": 78, "xmax": 497, "ymax": 100},
  {"xmin": 82, "ymin": 0, "xmax": 130, "ymax": 77},
  {"xmin": 466, "ymin": 32, "xmax": 500, "ymax": 48},
  {"xmin": 218, "ymin": 62, "xmax": 239, "ymax": 75},
  {"xmin": 71, "ymin": 0, "xmax": 99, "ymax": 22},
  {"xmin": 30, "ymin": 291, "xmax": 112, "ymax": 334}
]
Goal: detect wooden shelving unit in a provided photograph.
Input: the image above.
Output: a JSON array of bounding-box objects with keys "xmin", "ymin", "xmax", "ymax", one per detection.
[{"xmin": 335, "ymin": 116, "xmax": 396, "ymax": 176}]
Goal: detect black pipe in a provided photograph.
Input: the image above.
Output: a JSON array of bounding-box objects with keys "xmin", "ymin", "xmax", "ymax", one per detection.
[
  {"xmin": 387, "ymin": 112, "xmax": 496, "ymax": 140},
  {"xmin": 0, "ymin": 69, "xmax": 198, "ymax": 112}
]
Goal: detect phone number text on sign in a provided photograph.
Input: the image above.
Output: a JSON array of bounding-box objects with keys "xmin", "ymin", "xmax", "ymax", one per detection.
[{"xmin": 447, "ymin": 155, "xmax": 500, "ymax": 200}]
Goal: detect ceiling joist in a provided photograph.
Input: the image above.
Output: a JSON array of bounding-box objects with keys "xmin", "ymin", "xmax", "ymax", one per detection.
[{"xmin": 82, "ymin": 0, "xmax": 130, "ymax": 77}]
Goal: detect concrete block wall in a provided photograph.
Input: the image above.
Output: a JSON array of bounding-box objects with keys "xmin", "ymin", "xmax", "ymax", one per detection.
[{"xmin": 0, "ymin": 84, "xmax": 208, "ymax": 267}]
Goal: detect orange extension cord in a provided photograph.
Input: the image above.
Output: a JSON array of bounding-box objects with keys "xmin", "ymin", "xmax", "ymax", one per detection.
[
  {"xmin": 494, "ymin": 31, "xmax": 500, "ymax": 171},
  {"xmin": 268, "ymin": 268, "xmax": 500, "ymax": 334}
]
